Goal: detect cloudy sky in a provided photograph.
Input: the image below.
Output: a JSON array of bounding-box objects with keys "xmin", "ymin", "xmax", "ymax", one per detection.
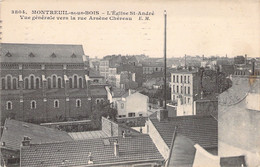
[{"xmin": 1, "ymin": 0, "xmax": 259, "ymax": 58}]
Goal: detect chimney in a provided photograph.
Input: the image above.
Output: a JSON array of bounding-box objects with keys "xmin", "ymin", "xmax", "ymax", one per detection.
[
  {"xmin": 88, "ymin": 152, "xmax": 94, "ymax": 164},
  {"xmin": 114, "ymin": 139, "xmax": 119, "ymax": 157},
  {"xmin": 21, "ymin": 136, "xmax": 31, "ymax": 147},
  {"xmin": 1, "ymin": 142, "xmax": 5, "ymax": 146},
  {"xmin": 245, "ymin": 54, "xmax": 247, "ymax": 65},
  {"xmin": 157, "ymin": 109, "xmax": 168, "ymax": 122}
]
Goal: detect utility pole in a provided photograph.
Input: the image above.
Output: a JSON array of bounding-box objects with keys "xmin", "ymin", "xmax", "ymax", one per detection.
[{"xmin": 164, "ymin": 10, "xmax": 167, "ymax": 109}]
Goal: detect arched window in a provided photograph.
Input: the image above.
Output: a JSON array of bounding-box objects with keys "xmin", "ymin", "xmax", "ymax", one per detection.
[
  {"xmin": 74, "ymin": 75, "xmax": 78, "ymax": 88},
  {"xmin": 52, "ymin": 75, "xmax": 57, "ymax": 88},
  {"xmin": 6, "ymin": 101, "xmax": 12, "ymax": 110},
  {"xmin": 7, "ymin": 76, "xmax": 12, "ymax": 89},
  {"xmin": 176, "ymin": 75, "xmax": 179, "ymax": 83},
  {"xmin": 79, "ymin": 77, "xmax": 83, "ymax": 88},
  {"xmin": 13, "ymin": 78, "xmax": 17, "ymax": 89},
  {"xmin": 76, "ymin": 99, "xmax": 81, "ymax": 107},
  {"xmin": 30, "ymin": 75, "xmax": 34, "ymax": 89},
  {"xmin": 54, "ymin": 100, "xmax": 59, "ymax": 108},
  {"xmin": 24, "ymin": 78, "xmax": 29, "ymax": 89},
  {"xmin": 35, "ymin": 78, "xmax": 40, "ymax": 89},
  {"xmin": 69, "ymin": 78, "xmax": 73, "ymax": 88},
  {"xmin": 47, "ymin": 78, "xmax": 51, "ymax": 89},
  {"xmin": 96, "ymin": 99, "xmax": 100, "ymax": 104},
  {"xmin": 176, "ymin": 85, "xmax": 179, "ymax": 93},
  {"xmin": 31, "ymin": 100, "xmax": 36, "ymax": 109},
  {"xmin": 2, "ymin": 78, "xmax": 5, "ymax": 89},
  {"xmin": 58, "ymin": 78, "xmax": 62, "ymax": 88}
]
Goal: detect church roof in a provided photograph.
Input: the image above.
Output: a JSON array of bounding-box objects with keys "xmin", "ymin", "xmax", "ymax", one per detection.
[{"xmin": 0, "ymin": 43, "xmax": 85, "ymax": 63}]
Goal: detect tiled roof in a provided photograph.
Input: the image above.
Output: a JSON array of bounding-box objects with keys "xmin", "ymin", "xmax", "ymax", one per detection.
[
  {"xmin": 20, "ymin": 134, "xmax": 164, "ymax": 167},
  {"xmin": 0, "ymin": 43, "xmax": 84, "ymax": 63},
  {"xmin": 149, "ymin": 114, "xmax": 218, "ymax": 149},
  {"xmin": 167, "ymin": 134, "xmax": 196, "ymax": 167},
  {"xmin": 0, "ymin": 119, "xmax": 73, "ymax": 151},
  {"xmin": 90, "ymin": 87, "xmax": 107, "ymax": 97},
  {"xmin": 68, "ymin": 130, "xmax": 109, "ymax": 140}
]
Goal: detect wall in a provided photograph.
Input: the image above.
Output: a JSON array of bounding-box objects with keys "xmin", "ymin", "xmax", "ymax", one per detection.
[
  {"xmin": 194, "ymin": 100, "xmax": 218, "ymax": 116},
  {"xmin": 147, "ymin": 119, "xmax": 169, "ymax": 159},
  {"xmin": 125, "ymin": 93, "xmax": 148, "ymax": 117},
  {"xmin": 218, "ymin": 97, "xmax": 260, "ymax": 167}
]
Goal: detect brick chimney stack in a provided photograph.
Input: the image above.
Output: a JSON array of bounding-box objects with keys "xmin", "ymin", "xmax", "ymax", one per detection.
[
  {"xmin": 114, "ymin": 139, "xmax": 119, "ymax": 157},
  {"xmin": 21, "ymin": 136, "xmax": 31, "ymax": 147}
]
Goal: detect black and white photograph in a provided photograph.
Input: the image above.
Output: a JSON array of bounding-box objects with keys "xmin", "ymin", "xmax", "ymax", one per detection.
[{"xmin": 0, "ymin": 0, "xmax": 259, "ymax": 166}]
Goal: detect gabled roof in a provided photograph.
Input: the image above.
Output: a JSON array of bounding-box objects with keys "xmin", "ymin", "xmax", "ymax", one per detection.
[
  {"xmin": 0, "ymin": 43, "xmax": 84, "ymax": 63},
  {"xmin": 0, "ymin": 119, "xmax": 73, "ymax": 151},
  {"xmin": 149, "ymin": 114, "xmax": 218, "ymax": 149},
  {"xmin": 20, "ymin": 134, "xmax": 164, "ymax": 167}
]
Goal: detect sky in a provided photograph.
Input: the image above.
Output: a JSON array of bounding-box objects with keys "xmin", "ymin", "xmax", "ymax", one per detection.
[{"xmin": 1, "ymin": 0, "xmax": 259, "ymax": 58}]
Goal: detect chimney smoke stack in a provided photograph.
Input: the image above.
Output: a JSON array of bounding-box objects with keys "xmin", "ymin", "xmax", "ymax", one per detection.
[{"xmin": 114, "ymin": 139, "xmax": 119, "ymax": 157}]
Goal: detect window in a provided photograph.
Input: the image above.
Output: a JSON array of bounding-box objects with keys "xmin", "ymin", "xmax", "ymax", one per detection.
[
  {"xmin": 121, "ymin": 103, "xmax": 124, "ymax": 109},
  {"xmin": 58, "ymin": 78, "xmax": 62, "ymax": 88},
  {"xmin": 54, "ymin": 100, "xmax": 59, "ymax": 108},
  {"xmin": 176, "ymin": 75, "xmax": 179, "ymax": 83},
  {"xmin": 74, "ymin": 76, "xmax": 78, "ymax": 88},
  {"xmin": 184, "ymin": 76, "xmax": 186, "ymax": 83},
  {"xmin": 48, "ymin": 78, "xmax": 51, "ymax": 89},
  {"xmin": 181, "ymin": 76, "xmax": 183, "ymax": 83},
  {"xmin": 181, "ymin": 86, "xmax": 183, "ymax": 94},
  {"xmin": 188, "ymin": 87, "xmax": 190, "ymax": 94},
  {"xmin": 69, "ymin": 78, "xmax": 73, "ymax": 88},
  {"xmin": 184, "ymin": 86, "xmax": 186, "ymax": 94},
  {"xmin": 1, "ymin": 78, "xmax": 5, "ymax": 89},
  {"xmin": 52, "ymin": 75, "xmax": 57, "ymax": 88},
  {"xmin": 188, "ymin": 76, "xmax": 190, "ymax": 83},
  {"xmin": 31, "ymin": 100, "xmax": 36, "ymax": 109},
  {"xmin": 13, "ymin": 78, "xmax": 17, "ymax": 89},
  {"xmin": 6, "ymin": 101, "xmax": 12, "ymax": 110},
  {"xmin": 139, "ymin": 114, "xmax": 143, "ymax": 117},
  {"xmin": 173, "ymin": 75, "xmax": 175, "ymax": 82},
  {"xmin": 128, "ymin": 113, "xmax": 135, "ymax": 117},
  {"xmin": 25, "ymin": 78, "xmax": 29, "ymax": 89},
  {"xmin": 76, "ymin": 99, "xmax": 81, "ymax": 107},
  {"xmin": 7, "ymin": 76, "xmax": 11, "ymax": 89},
  {"xmin": 30, "ymin": 75, "xmax": 34, "ymax": 89},
  {"xmin": 188, "ymin": 98, "xmax": 190, "ymax": 104},
  {"xmin": 173, "ymin": 85, "xmax": 175, "ymax": 93},
  {"xmin": 177, "ymin": 86, "xmax": 179, "ymax": 93}
]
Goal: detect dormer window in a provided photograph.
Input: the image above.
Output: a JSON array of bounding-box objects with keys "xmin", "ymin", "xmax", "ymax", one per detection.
[
  {"xmin": 28, "ymin": 52, "xmax": 35, "ymax": 57},
  {"xmin": 5, "ymin": 51, "xmax": 12, "ymax": 57},
  {"xmin": 50, "ymin": 53, "xmax": 56, "ymax": 58},
  {"xmin": 71, "ymin": 53, "xmax": 77, "ymax": 58}
]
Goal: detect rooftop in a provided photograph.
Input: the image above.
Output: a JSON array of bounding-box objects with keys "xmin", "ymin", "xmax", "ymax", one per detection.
[
  {"xmin": 0, "ymin": 119, "xmax": 73, "ymax": 151},
  {"xmin": 0, "ymin": 43, "xmax": 84, "ymax": 63},
  {"xmin": 68, "ymin": 130, "xmax": 109, "ymax": 140},
  {"xmin": 149, "ymin": 114, "xmax": 218, "ymax": 149},
  {"xmin": 20, "ymin": 134, "xmax": 164, "ymax": 167}
]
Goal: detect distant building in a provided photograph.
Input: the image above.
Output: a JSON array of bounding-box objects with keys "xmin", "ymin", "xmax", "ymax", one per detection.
[
  {"xmin": 142, "ymin": 62, "xmax": 164, "ymax": 74},
  {"xmin": 170, "ymin": 70, "xmax": 201, "ymax": 116},
  {"xmin": 99, "ymin": 59, "xmax": 110, "ymax": 80},
  {"xmin": 234, "ymin": 55, "xmax": 246, "ymax": 65},
  {"xmin": 116, "ymin": 90, "xmax": 149, "ymax": 118},
  {"xmin": 218, "ymin": 75, "xmax": 260, "ymax": 167}
]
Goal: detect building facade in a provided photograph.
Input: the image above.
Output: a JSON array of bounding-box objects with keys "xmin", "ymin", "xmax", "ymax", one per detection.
[{"xmin": 0, "ymin": 43, "xmax": 93, "ymax": 124}]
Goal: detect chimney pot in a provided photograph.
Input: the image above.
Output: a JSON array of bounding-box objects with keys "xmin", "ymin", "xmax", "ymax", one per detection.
[
  {"xmin": 2, "ymin": 142, "xmax": 5, "ymax": 146},
  {"xmin": 114, "ymin": 139, "xmax": 119, "ymax": 157}
]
